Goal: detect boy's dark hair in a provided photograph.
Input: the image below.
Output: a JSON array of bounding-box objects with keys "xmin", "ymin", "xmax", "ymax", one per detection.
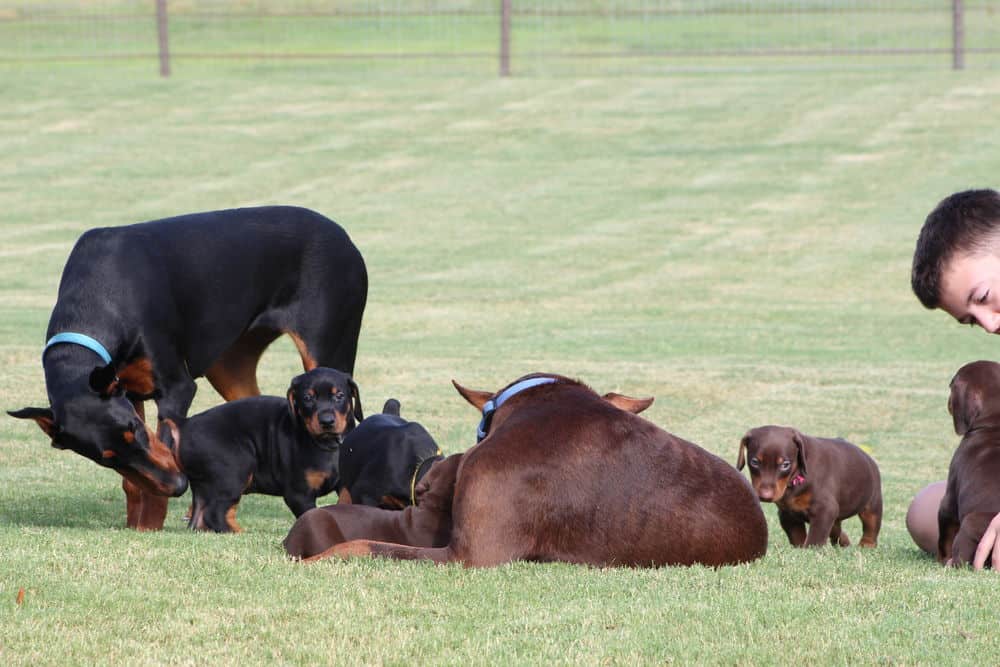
[{"xmin": 911, "ymin": 189, "xmax": 1000, "ymax": 309}]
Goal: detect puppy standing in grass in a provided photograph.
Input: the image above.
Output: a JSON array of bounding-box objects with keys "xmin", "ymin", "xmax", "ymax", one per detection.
[
  {"xmin": 737, "ymin": 426, "xmax": 882, "ymax": 548},
  {"xmin": 910, "ymin": 188, "xmax": 1000, "ymax": 569},
  {"xmin": 176, "ymin": 367, "xmax": 362, "ymax": 532}
]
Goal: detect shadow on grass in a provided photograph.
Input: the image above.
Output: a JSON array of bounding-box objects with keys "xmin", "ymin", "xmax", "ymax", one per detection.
[{"xmin": 0, "ymin": 489, "xmax": 124, "ymax": 529}]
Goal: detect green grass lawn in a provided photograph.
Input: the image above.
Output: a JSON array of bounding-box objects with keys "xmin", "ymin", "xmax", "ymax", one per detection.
[{"xmin": 3, "ymin": 40, "xmax": 1000, "ymax": 666}]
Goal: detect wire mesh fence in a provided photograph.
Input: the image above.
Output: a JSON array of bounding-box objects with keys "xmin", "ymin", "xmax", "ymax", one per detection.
[{"xmin": 0, "ymin": 1, "xmax": 997, "ymax": 75}]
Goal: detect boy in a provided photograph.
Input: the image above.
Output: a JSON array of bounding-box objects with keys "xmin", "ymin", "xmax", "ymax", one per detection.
[{"xmin": 911, "ymin": 188, "xmax": 1000, "ymax": 570}]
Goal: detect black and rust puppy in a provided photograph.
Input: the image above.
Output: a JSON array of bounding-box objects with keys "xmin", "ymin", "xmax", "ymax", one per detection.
[
  {"xmin": 337, "ymin": 398, "xmax": 443, "ymax": 508},
  {"xmin": 737, "ymin": 425, "xmax": 882, "ymax": 548},
  {"xmin": 176, "ymin": 367, "xmax": 362, "ymax": 532},
  {"xmin": 9, "ymin": 206, "xmax": 366, "ymax": 530},
  {"xmin": 938, "ymin": 360, "xmax": 1000, "ymax": 567}
]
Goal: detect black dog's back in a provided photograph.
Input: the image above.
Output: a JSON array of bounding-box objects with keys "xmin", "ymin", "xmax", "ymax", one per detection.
[{"xmin": 338, "ymin": 400, "xmax": 441, "ymax": 508}]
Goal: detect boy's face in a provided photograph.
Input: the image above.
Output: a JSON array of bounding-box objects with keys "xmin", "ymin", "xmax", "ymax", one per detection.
[{"xmin": 939, "ymin": 252, "xmax": 1000, "ymax": 333}]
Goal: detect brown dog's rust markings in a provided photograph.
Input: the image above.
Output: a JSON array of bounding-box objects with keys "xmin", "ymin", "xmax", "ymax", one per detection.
[
  {"xmin": 305, "ymin": 469, "xmax": 329, "ymax": 491},
  {"xmin": 785, "ymin": 489, "xmax": 812, "ymax": 513}
]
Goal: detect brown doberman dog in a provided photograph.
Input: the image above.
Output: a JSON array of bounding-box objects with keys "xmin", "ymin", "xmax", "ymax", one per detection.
[
  {"xmin": 737, "ymin": 425, "xmax": 882, "ymax": 548},
  {"xmin": 305, "ymin": 373, "xmax": 768, "ymax": 568},
  {"xmin": 938, "ymin": 360, "xmax": 1000, "ymax": 567},
  {"xmin": 283, "ymin": 452, "xmax": 462, "ymax": 559}
]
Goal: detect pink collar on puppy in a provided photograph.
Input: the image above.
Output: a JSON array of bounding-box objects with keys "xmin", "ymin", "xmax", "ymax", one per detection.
[{"xmin": 790, "ymin": 474, "xmax": 806, "ymax": 487}]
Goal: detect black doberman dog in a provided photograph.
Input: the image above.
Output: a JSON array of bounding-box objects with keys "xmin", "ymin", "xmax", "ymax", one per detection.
[
  {"xmin": 9, "ymin": 206, "xmax": 367, "ymax": 530},
  {"xmin": 337, "ymin": 399, "xmax": 443, "ymax": 508},
  {"xmin": 175, "ymin": 367, "xmax": 362, "ymax": 532}
]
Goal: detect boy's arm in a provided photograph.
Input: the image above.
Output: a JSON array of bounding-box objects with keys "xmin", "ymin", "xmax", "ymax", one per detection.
[{"xmin": 973, "ymin": 512, "xmax": 1000, "ymax": 571}]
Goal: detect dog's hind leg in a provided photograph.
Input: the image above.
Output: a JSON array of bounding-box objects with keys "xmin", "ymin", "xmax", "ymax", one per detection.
[
  {"xmin": 858, "ymin": 503, "xmax": 881, "ymax": 548},
  {"xmin": 192, "ymin": 497, "xmax": 244, "ymax": 533},
  {"xmin": 829, "ymin": 519, "xmax": 850, "ymax": 547},
  {"xmin": 951, "ymin": 512, "xmax": 996, "ymax": 567},
  {"xmin": 205, "ymin": 328, "xmax": 280, "ymax": 400}
]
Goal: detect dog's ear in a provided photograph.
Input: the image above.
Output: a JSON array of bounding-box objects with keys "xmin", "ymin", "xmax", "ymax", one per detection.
[
  {"xmin": 451, "ymin": 380, "xmax": 493, "ymax": 411},
  {"xmin": 286, "ymin": 386, "xmax": 298, "ymax": 421},
  {"xmin": 348, "ymin": 378, "xmax": 363, "ymax": 423},
  {"xmin": 8, "ymin": 407, "xmax": 59, "ymax": 439},
  {"xmin": 948, "ymin": 375, "xmax": 981, "ymax": 436},
  {"xmin": 158, "ymin": 418, "xmax": 181, "ymax": 454},
  {"xmin": 89, "ymin": 363, "xmax": 121, "ymax": 398},
  {"xmin": 736, "ymin": 433, "xmax": 750, "ymax": 470},
  {"xmin": 792, "ymin": 430, "xmax": 808, "ymax": 477},
  {"xmin": 602, "ymin": 392, "xmax": 654, "ymax": 414}
]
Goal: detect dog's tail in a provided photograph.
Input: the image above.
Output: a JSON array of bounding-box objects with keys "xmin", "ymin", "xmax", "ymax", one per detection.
[{"xmin": 382, "ymin": 398, "xmax": 401, "ymax": 417}]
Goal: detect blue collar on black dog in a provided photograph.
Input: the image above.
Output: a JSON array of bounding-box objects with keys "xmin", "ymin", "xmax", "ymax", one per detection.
[
  {"xmin": 477, "ymin": 376, "xmax": 558, "ymax": 442},
  {"xmin": 44, "ymin": 332, "xmax": 113, "ymax": 365}
]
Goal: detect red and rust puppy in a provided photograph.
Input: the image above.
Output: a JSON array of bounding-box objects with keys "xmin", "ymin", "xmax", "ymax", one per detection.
[
  {"xmin": 737, "ymin": 425, "xmax": 882, "ymax": 548},
  {"xmin": 337, "ymin": 398, "xmax": 443, "ymax": 509},
  {"xmin": 307, "ymin": 373, "xmax": 768, "ymax": 568},
  {"xmin": 938, "ymin": 360, "xmax": 1000, "ymax": 567},
  {"xmin": 284, "ymin": 452, "xmax": 461, "ymax": 559},
  {"xmin": 9, "ymin": 206, "xmax": 367, "ymax": 530},
  {"xmin": 176, "ymin": 367, "xmax": 362, "ymax": 532}
]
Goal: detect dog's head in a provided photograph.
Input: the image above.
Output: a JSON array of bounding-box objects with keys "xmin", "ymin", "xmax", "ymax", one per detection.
[
  {"xmin": 286, "ymin": 367, "xmax": 363, "ymax": 446},
  {"xmin": 452, "ymin": 373, "xmax": 653, "ymax": 441},
  {"xmin": 948, "ymin": 360, "xmax": 1000, "ymax": 436},
  {"xmin": 9, "ymin": 361, "xmax": 187, "ymax": 498},
  {"xmin": 737, "ymin": 425, "xmax": 807, "ymax": 503}
]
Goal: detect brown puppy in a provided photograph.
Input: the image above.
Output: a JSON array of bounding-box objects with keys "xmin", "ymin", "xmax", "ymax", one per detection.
[
  {"xmin": 938, "ymin": 360, "xmax": 1000, "ymax": 567},
  {"xmin": 308, "ymin": 373, "xmax": 768, "ymax": 568},
  {"xmin": 737, "ymin": 425, "xmax": 882, "ymax": 548},
  {"xmin": 283, "ymin": 453, "xmax": 462, "ymax": 560}
]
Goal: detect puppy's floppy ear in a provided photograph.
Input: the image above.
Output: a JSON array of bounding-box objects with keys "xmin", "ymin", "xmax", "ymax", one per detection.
[
  {"xmin": 602, "ymin": 392, "xmax": 654, "ymax": 414},
  {"xmin": 89, "ymin": 363, "xmax": 120, "ymax": 398},
  {"xmin": 9, "ymin": 407, "xmax": 59, "ymax": 439},
  {"xmin": 451, "ymin": 380, "xmax": 493, "ymax": 411},
  {"xmin": 948, "ymin": 375, "xmax": 980, "ymax": 436},
  {"xmin": 286, "ymin": 385, "xmax": 298, "ymax": 421},
  {"xmin": 736, "ymin": 433, "xmax": 750, "ymax": 470},
  {"xmin": 348, "ymin": 377, "xmax": 363, "ymax": 423},
  {"xmin": 792, "ymin": 430, "xmax": 808, "ymax": 477}
]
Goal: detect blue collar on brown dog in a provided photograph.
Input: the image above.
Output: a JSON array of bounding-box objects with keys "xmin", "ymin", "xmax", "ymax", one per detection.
[{"xmin": 477, "ymin": 376, "xmax": 558, "ymax": 442}]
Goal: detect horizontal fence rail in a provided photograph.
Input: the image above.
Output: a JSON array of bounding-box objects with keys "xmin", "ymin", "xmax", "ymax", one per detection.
[{"xmin": 0, "ymin": 1, "xmax": 997, "ymax": 75}]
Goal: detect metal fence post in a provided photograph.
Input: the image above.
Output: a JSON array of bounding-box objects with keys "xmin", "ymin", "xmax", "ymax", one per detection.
[
  {"xmin": 500, "ymin": 0, "xmax": 511, "ymax": 76},
  {"xmin": 953, "ymin": 0, "xmax": 964, "ymax": 70},
  {"xmin": 156, "ymin": 0, "xmax": 171, "ymax": 77}
]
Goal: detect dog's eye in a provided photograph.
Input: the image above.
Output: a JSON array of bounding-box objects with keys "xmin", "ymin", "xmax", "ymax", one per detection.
[
  {"xmin": 302, "ymin": 394, "xmax": 315, "ymax": 404},
  {"xmin": 749, "ymin": 458, "xmax": 760, "ymax": 468},
  {"xmin": 779, "ymin": 461, "xmax": 792, "ymax": 471}
]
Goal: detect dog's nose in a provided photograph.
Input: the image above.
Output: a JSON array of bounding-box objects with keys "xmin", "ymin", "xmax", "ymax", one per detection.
[
  {"xmin": 758, "ymin": 488, "xmax": 775, "ymax": 502},
  {"xmin": 318, "ymin": 413, "xmax": 336, "ymax": 429}
]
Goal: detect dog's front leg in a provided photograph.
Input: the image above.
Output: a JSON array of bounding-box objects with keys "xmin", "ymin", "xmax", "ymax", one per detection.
[
  {"xmin": 778, "ymin": 510, "xmax": 807, "ymax": 546},
  {"xmin": 803, "ymin": 506, "xmax": 838, "ymax": 547},
  {"xmin": 153, "ymin": 372, "xmax": 197, "ymax": 447}
]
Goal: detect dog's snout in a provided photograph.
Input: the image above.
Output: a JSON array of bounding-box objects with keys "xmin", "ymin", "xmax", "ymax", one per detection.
[
  {"xmin": 318, "ymin": 412, "xmax": 337, "ymax": 429},
  {"xmin": 757, "ymin": 487, "xmax": 775, "ymax": 502}
]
